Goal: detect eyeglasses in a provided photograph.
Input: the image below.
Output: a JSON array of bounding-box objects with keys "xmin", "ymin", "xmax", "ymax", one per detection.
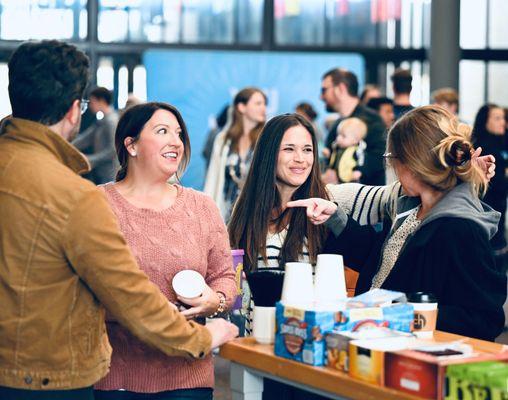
[
  {"xmin": 382, "ymin": 152, "xmax": 397, "ymax": 159},
  {"xmin": 80, "ymin": 99, "xmax": 89, "ymax": 115},
  {"xmin": 383, "ymin": 152, "xmax": 397, "ymax": 167}
]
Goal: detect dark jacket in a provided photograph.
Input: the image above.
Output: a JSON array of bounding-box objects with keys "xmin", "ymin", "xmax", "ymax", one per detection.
[
  {"xmin": 325, "ymin": 105, "xmax": 386, "ymax": 185},
  {"xmin": 475, "ymin": 134, "xmax": 507, "ymax": 250},
  {"xmin": 324, "ymin": 183, "xmax": 507, "ymax": 341}
]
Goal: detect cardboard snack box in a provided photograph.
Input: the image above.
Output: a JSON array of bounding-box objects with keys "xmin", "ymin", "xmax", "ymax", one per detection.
[
  {"xmin": 385, "ymin": 341, "xmax": 508, "ymax": 400},
  {"xmin": 274, "ymin": 302, "xmax": 337, "ymax": 366},
  {"xmin": 348, "ymin": 337, "xmax": 416, "ymax": 385},
  {"xmin": 326, "ymin": 328, "xmax": 413, "ymax": 372}
]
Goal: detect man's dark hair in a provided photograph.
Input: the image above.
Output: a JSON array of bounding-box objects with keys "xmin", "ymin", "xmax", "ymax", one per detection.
[
  {"xmin": 322, "ymin": 68, "xmax": 359, "ymax": 97},
  {"xmin": 8, "ymin": 40, "xmax": 89, "ymax": 125},
  {"xmin": 366, "ymin": 96, "xmax": 394, "ymax": 112},
  {"xmin": 391, "ymin": 68, "xmax": 412, "ymax": 95},
  {"xmin": 90, "ymin": 86, "xmax": 113, "ymax": 105}
]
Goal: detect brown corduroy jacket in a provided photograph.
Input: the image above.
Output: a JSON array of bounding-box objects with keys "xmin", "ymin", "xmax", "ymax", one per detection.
[{"xmin": 0, "ymin": 118, "xmax": 211, "ymax": 390}]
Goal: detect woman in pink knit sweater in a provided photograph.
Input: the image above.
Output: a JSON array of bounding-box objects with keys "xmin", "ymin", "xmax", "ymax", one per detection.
[{"xmin": 94, "ymin": 102, "xmax": 237, "ymax": 400}]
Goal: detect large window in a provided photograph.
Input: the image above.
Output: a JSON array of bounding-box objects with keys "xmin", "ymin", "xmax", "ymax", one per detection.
[
  {"xmin": 98, "ymin": 0, "xmax": 263, "ymax": 44},
  {"xmin": 0, "ymin": 0, "xmax": 87, "ymax": 41},
  {"xmin": 461, "ymin": 0, "xmax": 508, "ymax": 49},
  {"xmin": 275, "ymin": 0, "xmax": 431, "ymax": 48},
  {"xmin": 459, "ymin": 60, "xmax": 508, "ymax": 124},
  {"xmin": 459, "ymin": 0, "xmax": 508, "ymax": 123}
]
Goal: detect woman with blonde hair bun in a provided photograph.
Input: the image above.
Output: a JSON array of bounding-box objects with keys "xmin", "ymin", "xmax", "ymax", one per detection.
[{"xmin": 290, "ymin": 105, "xmax": 507, "ymax": 341}]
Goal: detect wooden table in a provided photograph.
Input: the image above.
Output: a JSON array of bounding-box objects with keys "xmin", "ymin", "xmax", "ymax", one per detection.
[{"xmin": 219, "ymin": 332, "xmax": 507, "ymax": 400}]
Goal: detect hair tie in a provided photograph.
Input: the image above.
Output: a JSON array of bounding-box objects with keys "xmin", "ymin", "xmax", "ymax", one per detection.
[{"xmin": 447, "ymin": 140, "xmax": 472, "ymax": 167}]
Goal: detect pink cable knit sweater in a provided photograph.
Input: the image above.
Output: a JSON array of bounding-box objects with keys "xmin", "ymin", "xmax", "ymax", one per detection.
[{"xmin": 95, "ymin": 183, "xmax": 236, "ymax": 393}]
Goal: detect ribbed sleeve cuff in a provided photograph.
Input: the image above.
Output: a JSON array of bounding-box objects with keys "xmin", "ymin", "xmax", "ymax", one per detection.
[{"xmin": 325, "ymin": 208, "xmax": 348, "ymax": 237}]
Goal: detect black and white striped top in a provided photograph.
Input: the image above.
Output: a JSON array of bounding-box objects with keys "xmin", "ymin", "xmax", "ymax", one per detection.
[{"xmin": 243, "ymin": 181, "xmax": 402, "ymax": 335}]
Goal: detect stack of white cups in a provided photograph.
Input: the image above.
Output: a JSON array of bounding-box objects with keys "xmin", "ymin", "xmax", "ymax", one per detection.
[
  {"xmin": 252, "ymin": 255, "xmax": 347, "ymax": 344},
  {"xmin": 314, "ymin": 254, "xmax": 347, "ymax": 307},
  {"xmin": 281, "ymin": 262, "xmax": 314, "ymax": 308},
  {"xmin": 281, "ymin": 255, "xmax": 347, "ymax": 308}
]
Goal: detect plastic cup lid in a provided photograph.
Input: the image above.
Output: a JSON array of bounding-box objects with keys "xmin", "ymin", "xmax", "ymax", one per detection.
[
  {"xmin": 407, "ymin": 292, "xmax": 437, "ymax": 303},
  {"xmin": 172, "ymin": 270, "xmax": 205, "ymax": 298},
  {"xmin": 231, "ymin": 249, "xmax": 245, "ymax": 256}
]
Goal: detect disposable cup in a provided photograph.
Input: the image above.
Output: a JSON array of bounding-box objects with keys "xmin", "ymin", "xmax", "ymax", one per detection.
[
  {"xmin": 172, "ymin": 270, "xmax": 205, "ymax": 299},
  {"xmin": 252, "ymin": 306, "xmax": 276, "ymax": 344},
  {"xmin": 314, "ymin": 254, "xmax": 347, "ymax": 303},
  {"xmin": 281, "ymin": 262, "xmax": 314, "ymax": 307},
  {"xmin": 407, "ymin": 292, "xmax": 438, "ymax": 339}
]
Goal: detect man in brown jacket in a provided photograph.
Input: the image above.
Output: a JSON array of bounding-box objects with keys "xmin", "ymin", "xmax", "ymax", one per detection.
[{"xmin": 0, "ymin": 41, "xmax": 238, "ymax": 400}]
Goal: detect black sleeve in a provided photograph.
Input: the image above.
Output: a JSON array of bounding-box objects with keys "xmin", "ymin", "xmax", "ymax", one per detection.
[
  {"xmin": 360, "ymin": 118, "xmax": 386, "ymax": 185},
  {"xmin": 325, "ymin": 120, "xmax": 340, "ymax": 151},
  {"xmin": 433, "ymin": 219, "xmax": 507, "ymax": 341},
  {"xmin": 322, "ymin": 216, "xmax": 383, "ymax": 273}
]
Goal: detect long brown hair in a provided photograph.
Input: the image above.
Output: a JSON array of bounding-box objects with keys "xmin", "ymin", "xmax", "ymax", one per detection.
[
  {"xmin": 388, "ymin": 105, "xmax": 486, "ymax": 195},
  {"xmin": 228, "ymin": 114, "xmax": 329, "ymax": 272},
  {"xmin": 225, "ymin": 87, "xmax": 266, "ymax": 153}
]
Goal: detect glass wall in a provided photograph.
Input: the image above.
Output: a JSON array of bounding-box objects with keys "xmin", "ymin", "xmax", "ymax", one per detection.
[
  {"xmin": 461, "ymin": 0, "xmax": 508, "ymax": 49},
  {"xmin": 275, "ymin": 0, "xmax": 431, "ymax": 48},
  {"xmin": 0, "ymin": 0, "xmax": 87, "ymax": 41},
  {"xmin": 459, "ymin": 0, "xmax": 508, "ymax": 123},
  {"xmin": 98, "ymin": 0, "xmax": 263, "ymax": 44}
]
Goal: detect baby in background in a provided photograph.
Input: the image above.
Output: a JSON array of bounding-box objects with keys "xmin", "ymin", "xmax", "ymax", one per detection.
[{"xmin": 322, "ymin": 117, "xmax": 368, "ymax": 184}]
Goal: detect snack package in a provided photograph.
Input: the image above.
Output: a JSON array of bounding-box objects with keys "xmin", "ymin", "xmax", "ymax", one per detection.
[
  {"xmin": 334, "ymin": 303, "xmax": 414, "ymax": 332},
  {"xmin": 446, "ymin": 361, "xmax": 508, "ymax": 400},
  {"xmin": 346, "ymin": 289, "xmax": 406, "ymax": 308},
  {"xmin": 274, "ymin": 302, "xmax": 336, "ymax": 366},
  {"xmin": 326, "ymin": 328, "xmax": 413, "ymax": 372}
]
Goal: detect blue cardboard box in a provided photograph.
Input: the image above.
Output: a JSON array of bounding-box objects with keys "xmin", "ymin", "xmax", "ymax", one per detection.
[
  {"xmin": 274, "ymin": 302, "xmax": 336, "ymax": 366},
  {"xmin": 334, "ymin": 303, "xmax": 414, "ymax": 332}
]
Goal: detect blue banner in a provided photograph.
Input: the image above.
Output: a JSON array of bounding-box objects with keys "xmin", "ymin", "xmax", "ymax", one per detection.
[{"xmin": 144, "ymin": 49, "xmax": 364, "ymax": 189}]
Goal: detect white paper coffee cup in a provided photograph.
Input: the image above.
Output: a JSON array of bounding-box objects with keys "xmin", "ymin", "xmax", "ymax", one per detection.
[{"xmin": 252, "ymin": 306, "xmax": 276, "ymax": 344}]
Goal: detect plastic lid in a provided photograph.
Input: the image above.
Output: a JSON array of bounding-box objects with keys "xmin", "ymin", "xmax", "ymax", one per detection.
[
  {"xmin": 407, "ymin": 292, "xmax": 437, "ymax": 303},
  {"xmin": 172, "ymin": 270, "xmax": 205, "ymax": 298},
  {"xmin": 231, "ymin": 249, "xmax": 244, "ymax": 256}
]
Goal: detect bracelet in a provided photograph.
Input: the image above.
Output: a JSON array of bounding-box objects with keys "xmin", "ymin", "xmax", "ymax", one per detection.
[{"xmin": 209, "ymin": 292, "xmax": 226, "ymax": 318}]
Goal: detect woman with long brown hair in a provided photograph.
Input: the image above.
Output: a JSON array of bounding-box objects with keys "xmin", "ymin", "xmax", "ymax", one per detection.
[
  {"xmin": 229, "ymin": 113, "xmax": 328, "ymax": 275},
  {"xmin": 204, "ymin": 87, "xmax": 266, "ymax": 220},
  {"xmin": 292, "ymin": 105, "xmax": 506, "ymax": 341}
]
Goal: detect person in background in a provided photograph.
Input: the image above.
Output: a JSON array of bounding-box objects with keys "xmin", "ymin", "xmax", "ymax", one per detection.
[
  {"xmin": 432, "ymin": 87, "xmax": 459, "ymax": 116},
  {"xmin": 203, "ymin": 104, "xmax": 229, "ymax": 171},
  {"xmin": 291, "ymin": 105, "xmax": 506, "ymax": 342},
  {"xmin": 0, "ymin": 39, "xmax": 237, "ymax": 400},
  {"xmin": 72, "ymin": 86, "xmax": 119, "ymax": 184},
  {"xmin": 295, "ymin": 101, "xmax": 322, "ymax": 143},
  {"xmin": 391, "ymin": 68, "xmax": 414, "ymax": 119},
  {"xmin": 322, "ymin": 117, "xmax": 367, "ymax": 184},
  {"xmin": 204, "ymin": 87, "xmax": 266, "ymax": 221},
  {"xmin": 94, "ymin": 102, "xmax": 237, "ymax": 400},
  {"xmin": 367, "ymin": 96, "xmax": 395, "ymax": 129},
  {"xmin": 359, "ymin": 84, "xmax": 382, "ymax": 105},
  {"xmin": 321, "ymin": 68, "xmax": 386, "ymax": 185},
  {"xmin": 473, "ymin": 104, "xmax": 508, "ymax": 271}
]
